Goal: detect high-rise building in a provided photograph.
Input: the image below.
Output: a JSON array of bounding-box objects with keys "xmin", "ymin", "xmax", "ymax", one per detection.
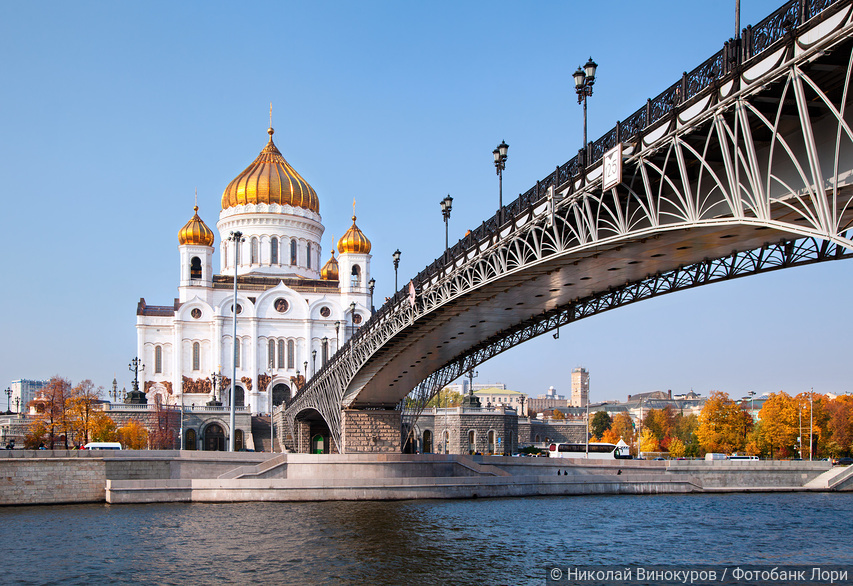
[
  {"xmin": 571, "ymin": 367, "xmax": 589, "ymax": 407},
  {"xmin": 9, "ymin": 379, "xmax": 48, "ymax": 412}
]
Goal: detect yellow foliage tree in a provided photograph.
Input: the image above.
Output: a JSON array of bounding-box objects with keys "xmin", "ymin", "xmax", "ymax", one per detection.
[
  {"xmin": 117, "ymin": 419, "xmax": 148, "ymax": 450},
  {"xmin": 668, "ymin": 437, "xmax": 686, "ymax": 458},
  {"xmin": 90, "ymin": 412, "xmax": 117, "ymax": 442},
  {"xmin": 66, "ymin": 379, "xmax": 104, "ymax": 446},
  {"xmin": 757, "ymin": 392, "xmax": 799, "ymax": 458},
  {"xmin": 601, "ymin": 428, "xmax": 621, "ymax": 445},
  {"xmin": 638, "ymin": 428, "xmax": 660, "ymax": 454},
  {"xmin": 697, "ymin": 391, "xmax": 752, "ymax": 455},
  {"xmin": 426, "ymin": 387, "xmax": 464, "ymax": 408}
]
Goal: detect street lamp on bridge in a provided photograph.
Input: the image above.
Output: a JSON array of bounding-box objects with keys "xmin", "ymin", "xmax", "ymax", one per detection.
[
  {"xmin": 573, "ymin": 57, "xmax": 598, "ymax": 165},
  {"xmin": 440, "ymin": 194, "xmax": 453, "ymax": 253},
  {"xmin": 392, "ymin": 249, "xmax": 401, "ymax": 291},
  {"xmin": 493, "ymin": 140, "xmax": 508, "ymax": 222},
  {"xmin": 368, "ymin": 277, "xmax": 375, "ymax": 315},
  {"xmin": 4, "ymin": 388, "xmax": 11, "ymax": 414}
]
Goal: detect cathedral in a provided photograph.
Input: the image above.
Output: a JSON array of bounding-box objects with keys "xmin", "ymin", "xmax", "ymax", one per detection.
[{"xmin": 136, "ymin": 126, "xmax": 373, "ymax": 415}]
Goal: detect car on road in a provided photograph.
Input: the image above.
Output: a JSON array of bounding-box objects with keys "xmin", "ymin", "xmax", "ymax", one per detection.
[{"xmin": 835, "ymin": 457, "xmax": 853, "ymax": 466}]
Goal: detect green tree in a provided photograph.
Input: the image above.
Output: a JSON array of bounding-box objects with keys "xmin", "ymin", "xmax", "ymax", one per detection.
[
  {"xmin": 591, "ymin": 411, "xmax": 612, "ymax": 438},
  {"xmin": 426, "ymin": 387, "xmax": 463, "ymax": 408}
]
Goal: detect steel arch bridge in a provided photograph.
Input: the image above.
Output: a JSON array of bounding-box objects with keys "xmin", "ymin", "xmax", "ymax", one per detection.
[{"xmin": 282, "ymin": 0, "xmax": 853, "ymax": 453}]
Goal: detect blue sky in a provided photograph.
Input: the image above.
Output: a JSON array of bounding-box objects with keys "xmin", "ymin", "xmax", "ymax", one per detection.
[{"xmin": 3, "ymin": 0, "xmax": 849, "ymax": 403}]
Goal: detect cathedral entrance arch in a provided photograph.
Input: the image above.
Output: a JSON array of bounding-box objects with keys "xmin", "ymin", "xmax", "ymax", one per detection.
[
  {"xmin": 204, "ymin": 423, "xmax": 225, "ymax": 451},
  {"xmin": 272, "ymin": 383, "xmax": 290, "ymax": 407}
]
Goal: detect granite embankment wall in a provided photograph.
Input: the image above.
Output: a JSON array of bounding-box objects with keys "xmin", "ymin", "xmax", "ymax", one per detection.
[{"xmin": 0, "ymin": 451, "xmax": 842, "ymax": 506}]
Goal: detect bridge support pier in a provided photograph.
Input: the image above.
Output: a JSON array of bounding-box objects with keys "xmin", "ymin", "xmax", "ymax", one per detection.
[{"xmin": 341, "ymin": 409, "xmax": 402, "ymax": 454}]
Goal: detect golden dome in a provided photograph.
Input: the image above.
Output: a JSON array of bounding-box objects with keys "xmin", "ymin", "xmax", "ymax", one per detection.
[
  {"xmin": 320, "ymin": 249, "xmax": 339, "ymax": 281},
  {"xmin": 178, "ymin": 206, "xmax": 215, "ymax": 246},
  {"xmin": 337, "ymin": 216, "xmax": 372, "ymax": 254},
  {"xmin": 221, "ymin": 128, "xmax": 319, "ymax": 213}
]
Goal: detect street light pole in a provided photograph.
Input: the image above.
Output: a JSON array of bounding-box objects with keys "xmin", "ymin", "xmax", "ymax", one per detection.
[
  {"xmin": 312, "ymin": 349, "xmax": 317, "ymax": 378},
  {"xmin": 809, "ymin": 388, "xmax": 814, "ymax": 461},
  {"xmin": 493, "ymin": 141, "xmax": 508, "ymax": 223},
  {"xmin": 4, "ymin": 388, "xmax": 11, "ymax": 414},
  {"xmin": 368, "ymin": 278, "xmax": 375, "ymax": 315},
  {"xmin": 392, "ymin": 249, "xmax": 401, "ymax": 292},
  {"xmin": 334, "ymin": 320, "xmax": 340, "ymax": 349},
  {"xmin": 440, "ymin": 195, "xmax": 453, "ymax": 254},
  {"xmin": 573, "ymin": 57, "xmax": 598, "ymax": 165},
  {"xmin": 229, "ymin": 230, "xmax": 244, "ymax": 452}
]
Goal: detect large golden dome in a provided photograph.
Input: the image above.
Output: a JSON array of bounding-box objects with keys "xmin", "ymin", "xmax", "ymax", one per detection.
[
  {"xmin": 338, "ymin": 216, "xmax": 372, "ymax": 254},
  {"xmin": 320, "ymin": 249, "xmax": 339, "ymax": 281},
  {"xmin": 178, "ymin": 206, "xmax": 215, "ymax": 246},
  {"xmin": 221, "ymin": 128, "xmax": 319, "ymax": 213}
]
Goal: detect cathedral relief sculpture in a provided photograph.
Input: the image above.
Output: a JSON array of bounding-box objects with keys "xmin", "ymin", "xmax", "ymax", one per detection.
[
  {"xmin": 145, "ymin": 380, "xmax": 174, "ymax": 395},
  {"xmin": 257, "ymin": 374, "xmax": 271, "ymax": 392},
  {"xmin": 182, "ymin": 376, "xmax": 212, "ymax": 395},
  {"xmin": 240, "ymin": 376, "xmax": 253, "ymax": 392}
]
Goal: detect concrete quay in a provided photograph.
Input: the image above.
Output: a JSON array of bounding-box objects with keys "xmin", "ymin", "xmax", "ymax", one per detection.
[{"xmin": 0, "ymin": 450, "xmax": 850, "ymax": 505}]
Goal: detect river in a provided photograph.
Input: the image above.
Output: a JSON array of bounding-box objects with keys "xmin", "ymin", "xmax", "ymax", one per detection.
[{"xmin": 2, "ymin": 492, "xmax": 851, "ymax": 585}]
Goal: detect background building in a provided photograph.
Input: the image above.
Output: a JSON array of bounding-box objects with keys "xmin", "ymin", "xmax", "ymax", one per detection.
[
  {"xmin": 9, "ymin": 379, "xmax": 47, "ymax": 412},
  {"xmin": 571, "ymin": 367, "xmax": 589, "ymax": 407}
]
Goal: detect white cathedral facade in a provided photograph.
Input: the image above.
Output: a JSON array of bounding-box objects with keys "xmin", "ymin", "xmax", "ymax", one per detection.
[{"xmin": 136, "ymin": 127, "xmax": 373, "ymax": 415}]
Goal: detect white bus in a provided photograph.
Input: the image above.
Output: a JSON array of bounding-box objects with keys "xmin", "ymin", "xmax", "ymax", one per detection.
[
  {"xmin": 83, "ymin": 442, "xmax": 122, "ymax": 450},
  {"xmin": 548, "ymin": 441, "xmax": 632, "ymax": 459}
]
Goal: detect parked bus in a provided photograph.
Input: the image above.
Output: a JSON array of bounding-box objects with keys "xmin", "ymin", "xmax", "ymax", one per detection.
[
  {"xmin": 548, "ymin": 441, "xmax": 631, "ymax": 459},
  {"xmin": 83, "ymin": 442, "xmax": 122, "ymax": 450}
]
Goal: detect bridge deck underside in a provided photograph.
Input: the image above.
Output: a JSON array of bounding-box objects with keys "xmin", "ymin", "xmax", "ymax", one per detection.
[{"xmin": 346, "ymin": 206, "xmax": 851, "ymax": 409}]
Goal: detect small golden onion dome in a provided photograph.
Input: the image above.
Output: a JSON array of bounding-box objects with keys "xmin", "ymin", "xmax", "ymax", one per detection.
[
  {"xmin": 178, "ymin": 206, "xmax": 215, "ymax": 246},
  {"xmin": 337, "ymin": 215, "xmax": 372, "ymax": 254},
  {"xmin": 320, "ymin": 249, "xmax": 339, "ymax": 281},
  {"xmin": 221, "ymin": 128, "xmax": 319, "ymax": 213}
]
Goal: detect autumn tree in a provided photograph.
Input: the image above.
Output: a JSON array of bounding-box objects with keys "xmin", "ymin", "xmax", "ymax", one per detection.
[
  {"xmin": 638, "ymin": 428, "xmax": 660, "ymax": 454},
  {"xmin": 673, "ymin": 413, "xmax": 700, "ymax": 456},
  {"xmin": 825, "ymin": 394, "xmax": 853, "ymax": 457},
  {"xmin": 697, "ymin": 391, "xmax": 752, "ymax": 455},
  {"xmin": 117, "ymin": 419, "xmax": 148, "ymax": 450},
  {"xmin": 89, "ymin": 412, "xmax": 118, "ymax": 442},
  {"xmin": 148, "ymin": 396, "xmax": 179, "ymax": 449},
  {"xmin": 591, "ymin": 411, "xmax": 612, "ymax": 438},
  {"xmin": 66, "ymin": 379, "xmax": 104, "ymax": 446},
  {"xmin": 610, "ymin": 412, "xmax": 636, "ymax": 448},
  {"xmin": 28, "ymin": 376, "xmax": 73, "ymax": 448},
  {"xmin": 757, "ymin": 392, "xmax": 799, "ymax": 458},
  {"xmin": 668, "ymin": 437, "xmax": 686, "ymax": 458}
]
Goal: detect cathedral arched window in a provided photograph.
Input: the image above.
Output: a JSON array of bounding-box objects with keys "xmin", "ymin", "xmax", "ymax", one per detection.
[
  {"xmin": 192, "ymin": 342, "xmax": 200, "ymax": 371},
  {"xmin": 251, "ymin": 238, "xmax": 259, "ymax": 264},
  {"xmin": 277, "ymin": 340, "xmax": 284, "ymax": 369},
  {"xmin": 271, "ymin": 237, "xmax": 279, "ymax": 265},
  {"xmin": 306, "ymin": 243, "xmax": 312, "ymax": 269},
  {"xmin": 351, "ymin": 264, "xmax": 361, "ymax": 288},
  {"xmin": 287, "ymin": 340, "xmax": 295, "ymax": 369},
  {"xmin": 154, "ymin": 346, "xmax": 163, "ymax": 374},
  {"xmin": 290, "ymin": 240, "xmax": 297, "ymax": 265},
  {"xmin": 268, "ymin": 339, "xmax": 275, "ymax": 369}
]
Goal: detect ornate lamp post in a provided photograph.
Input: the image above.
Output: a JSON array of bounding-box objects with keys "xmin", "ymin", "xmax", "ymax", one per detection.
[
  {"xmin": 440, "ymin": 195, "xmax": 453, "ymax": 253},
  {"xmin": 573, "ymin": 57, "xmax": 598, "ymax": 165},
  {"xmin": 493, "ymin": 141, "xmax": 508, "ymax": 221},
  {"xmin": 322, "ymin": 336, "xmax": 329, "ymax": 365},
  {"xmin": 229, "ymin": 230, "xmax": 244, "ymax": 452},
  {"xmin": 392, "ymin": 249, "xmax": 401, "ymax": 291},
  {"xmin": 14, "ymin": 397, "xmax": 20, "ymax": 415},
  {"xmin": 349, "ymin": 301, "xmax": 357, "ymax": 339},
  {"xmin": 127, "ymin": 357, "xmax": 146, "ymax": 404},
  {"xmin": 4, "ymin": 388, "xmax": 12, "ymax": 414},
  {"xmin": 209, "ymin": 371, "xmax": 222, "ymax": 406},
  {"xmin": 334, "ymin": 320, "xmax": 340, "ymax": 348},
  {"xmin": 311, "ymin": 349, "xmax": 317, "ymax": 377},
  {"xmin": 303, "ymin": 361, "xmax": 308, "ymax": 382},
  {"xmin": 368, "ymin": 278, "xmax": 375, "ymax": 315},
  {"xmin": 462, "ymin": 369, "xmax": 480, "ymax": 409}
]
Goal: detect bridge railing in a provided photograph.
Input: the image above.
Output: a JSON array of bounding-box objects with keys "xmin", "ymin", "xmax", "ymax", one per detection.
[{"xmin": 297, "ymin": 0, "xmax": 845, "ymax": 398}]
